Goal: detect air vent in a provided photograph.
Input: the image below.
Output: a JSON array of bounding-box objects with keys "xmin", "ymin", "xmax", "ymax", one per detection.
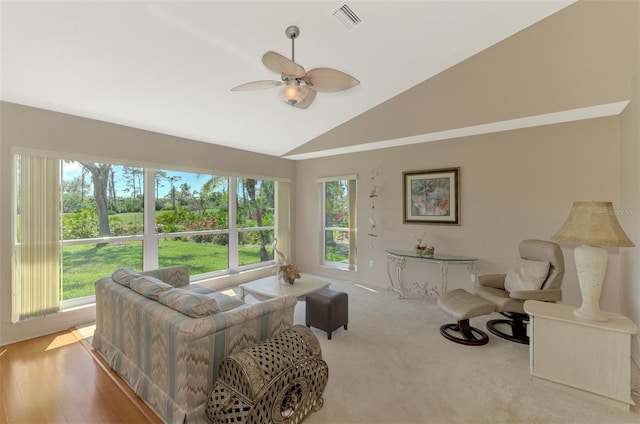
[{"xmin": 332, "ymin": 4, "xmax": 362, "ymax": 30}]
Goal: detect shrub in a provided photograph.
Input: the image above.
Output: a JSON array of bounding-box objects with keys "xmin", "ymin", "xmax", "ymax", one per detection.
[{"xmin": 63, "ymin": 209, "xmax": 99, "ymax": 239}]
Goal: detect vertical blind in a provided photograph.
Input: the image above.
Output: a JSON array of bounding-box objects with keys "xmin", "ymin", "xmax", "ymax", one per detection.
[{"xmin": 13, "ymin": 155, "xmax": 61, "ymax": 320}]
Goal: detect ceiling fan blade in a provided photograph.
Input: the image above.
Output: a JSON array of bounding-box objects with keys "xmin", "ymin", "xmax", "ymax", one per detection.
[
  {"xmin": 262, "ymin": 51, "xmax": 306, "ymax": 78},
  {"xmin": 293, "ymin": 87, "xmax": 316, "ymax": 109},
  {"xmin": 304, "ymin": 68, "xmax": 360, "ymax": 93},
  {"xmin": 231, "ymin": 80, "xmax": 282, "ymax": 91}
]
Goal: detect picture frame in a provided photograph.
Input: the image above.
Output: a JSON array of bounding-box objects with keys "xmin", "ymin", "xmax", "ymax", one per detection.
[{"xmin": 403, "ymin": 167, "xmax": 460, "ymax": 225}]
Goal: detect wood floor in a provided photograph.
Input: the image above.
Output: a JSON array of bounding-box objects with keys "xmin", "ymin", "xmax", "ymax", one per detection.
[{"xmin": 0, "ymin": 328, "xmax": 162, "ymax": 424}]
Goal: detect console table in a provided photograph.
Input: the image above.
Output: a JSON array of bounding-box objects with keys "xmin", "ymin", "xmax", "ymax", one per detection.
[
  {"xmin": 524, "ymin": 300, "xmax": 638, "ymax": 411},
  {"xmin": 386, "ymin": 249, "xmax": 478, "ymax": 298}
]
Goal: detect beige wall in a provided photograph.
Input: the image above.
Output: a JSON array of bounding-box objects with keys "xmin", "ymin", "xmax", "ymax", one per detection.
[
  {"xmin": 0, "ymin": 102, "xmax": 296, "ymax": 345},
  {"xmin": 294, "ymin": 116, "xmax": 627, "ymax": 312},
  {"xmin": 619, "ymin": 1, "xmax": 640, "ymax": 360}
]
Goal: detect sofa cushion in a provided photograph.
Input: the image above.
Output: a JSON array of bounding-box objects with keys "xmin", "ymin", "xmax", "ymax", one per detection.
[
  {"xmin": 505, "ymin": 258, "xmax": 550, "ymax": 293},
  {"xmin": 209, "ymin": 292, "xmax": 245, "ymax": 312},
  {"xmin": 141, "ymin": 265, "xmax": 189, "ymax": 287},
  {"xmin": 130, "ymin": 275, "xmax": 174, "ymax": 300},
  {"xmin": 185, "ymin": 285, "xmax": 246, "ymax": 312},
  {"xmin": 112, "ymin": 268, "xmax": 142, "ymax": 287},
  {"xmin": 158, "ymin": 289, "xmax": 221, "ymax": 317}
]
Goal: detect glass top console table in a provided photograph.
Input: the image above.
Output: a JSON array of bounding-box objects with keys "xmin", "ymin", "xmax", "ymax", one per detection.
[{"xmin": 386, "ymin": 249, "xmax": 478, "ymax": 298}]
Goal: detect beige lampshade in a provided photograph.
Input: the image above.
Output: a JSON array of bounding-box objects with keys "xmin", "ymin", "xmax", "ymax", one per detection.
[{"xmin": 552, "ymin": 201, "xmax": 635, "ymax": 247}]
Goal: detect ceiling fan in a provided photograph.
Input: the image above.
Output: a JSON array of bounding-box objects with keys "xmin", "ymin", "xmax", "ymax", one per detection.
[{"xmin": 231, "ymin": 25, "xmax": 360, "ymax": 109}]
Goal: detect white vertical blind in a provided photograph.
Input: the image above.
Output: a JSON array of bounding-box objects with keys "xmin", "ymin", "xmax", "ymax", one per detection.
[{"xmin": 13, "ymin": 155, "xmax": 61, "ymax": 320}]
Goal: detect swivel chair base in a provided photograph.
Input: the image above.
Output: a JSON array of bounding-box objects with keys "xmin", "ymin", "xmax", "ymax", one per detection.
[
  {"xmin": 440, "ymin": 319, "xmax": 489, "ymax": 346},
  {"xmin": 486, "ymin": 312, "xmax": 529, "ymax": 344}
]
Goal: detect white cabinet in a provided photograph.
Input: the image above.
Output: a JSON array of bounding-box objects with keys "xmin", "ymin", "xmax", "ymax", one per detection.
[{"xmin": 524, "ymin": 300, "xmax": 638, "ymax": 411}]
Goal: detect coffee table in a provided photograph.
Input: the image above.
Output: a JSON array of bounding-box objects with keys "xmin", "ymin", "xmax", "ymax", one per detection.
[{"xmin": 239, "ymin": 275, "xmax": 330, "ymax": 301}]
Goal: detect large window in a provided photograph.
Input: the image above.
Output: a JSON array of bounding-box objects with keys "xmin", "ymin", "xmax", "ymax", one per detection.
[
  {"xmin": 236, "ymin": 178, "xmax": 275, "ymax": 266},
  {"xmin": 155, "ymin": 170, "xmax": 230, "ymax": 275},
  {"xmin": 321, "ymin": 176, "xmax": 357, "ymax": 270},
  {"xmin": 61, "ymin": 162, "xmax": 144, "ymax": 308},
  {"xmin": 12, "ymin": 153, "xmax": 283, "ymax": 320}
]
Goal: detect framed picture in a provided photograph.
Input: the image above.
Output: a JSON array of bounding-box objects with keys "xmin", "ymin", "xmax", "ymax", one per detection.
[{"xmin": 403, "ymin": 167, "xmax": 460, "ymax": 225}]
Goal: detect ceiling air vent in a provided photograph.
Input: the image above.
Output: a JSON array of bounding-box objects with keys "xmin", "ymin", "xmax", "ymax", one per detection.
[{"xmin": 332, "ymin": 4, "xmax": 362, "ymax": 30}]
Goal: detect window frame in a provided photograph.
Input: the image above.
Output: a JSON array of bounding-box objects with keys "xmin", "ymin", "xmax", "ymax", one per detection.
[
  {"xmin": 11, "ymin": 150, "xmax": 288, "ymax": 317},
  {"xmin": 320, "ymin": 175, "xmax": 357, "ymax": 271}
]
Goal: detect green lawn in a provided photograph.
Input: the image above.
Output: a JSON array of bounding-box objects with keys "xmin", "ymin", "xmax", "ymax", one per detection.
[{"xmin": 62, "ymin": 239, "xmax": 272, "ymax": 300}]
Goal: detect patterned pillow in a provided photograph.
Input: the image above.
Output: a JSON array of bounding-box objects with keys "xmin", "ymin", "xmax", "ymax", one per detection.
[
  {"xmin": 111, "ymin": 268, "xmax": 142, "ymax": 287},
  {"xmin": 504, "ymin": 258, "xmax": 550, "ymax": 293},
  {"xmin": 141, "ymin": 266, "xmax": 189, "ymax": 287},
  {"xmin": 208, "ymin": 292, "xmax": 245, "ymax": 312},
  {"xmin": 129, "ymin": 276, "xmax": 174, "ymax": 300},
  {"xmin": 158, "ymin": 289, "xmax": 221, "ymax": 317},
  {"xmin": 184, "ymin": 285, "xmax": 246, "ymax": 312}
]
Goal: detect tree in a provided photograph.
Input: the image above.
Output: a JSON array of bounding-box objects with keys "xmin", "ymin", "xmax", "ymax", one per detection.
[
  {"xmin": 155, "ymin": 170, "xmax": 168, "ymax": 209},
  {"xmin": 122, "ymin": 167, "xmax": 143, "ymax": 200},
  {"xmin": 62, "ymin": 175, "xmax": 87, "ymax": 213},
  {"xmin": 245, "ymin": 179, "xmax": 269, "ymax": 261},
  {"xmin": 168, "ymin": 176, "xmax": 181, "ymax": 209},
  {"xmin": 199, "ymin": 175, "xmax": 226, "ymax": 213},
  {"xmin": 178, "ymin": 183, "xmax": 192, "ymax": 209},
  {"xmin": 79, "ymin": 162, "xmax": 112, "ymax": 238}
]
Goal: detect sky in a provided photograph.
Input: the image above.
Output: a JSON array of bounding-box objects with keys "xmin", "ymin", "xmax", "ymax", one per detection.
[{"xmin": 62, "ymin": 162, "xmax": 221, "ymax": 198}]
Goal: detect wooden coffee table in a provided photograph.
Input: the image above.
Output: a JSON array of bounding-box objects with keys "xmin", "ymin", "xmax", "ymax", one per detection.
[{"xmin": 239, "ymin": 275, "xmax": 330, "ymax": 301}]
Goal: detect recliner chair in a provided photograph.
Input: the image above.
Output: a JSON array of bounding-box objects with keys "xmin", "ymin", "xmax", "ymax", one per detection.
[{"xmin": 473, "ymin": 239, "xmax": 564, "ymax": 344}]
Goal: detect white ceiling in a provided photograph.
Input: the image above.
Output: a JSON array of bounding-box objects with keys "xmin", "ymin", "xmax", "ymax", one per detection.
[{"xmin": 1, "ymin": 0, "xmax": 575, "ymax": 158}]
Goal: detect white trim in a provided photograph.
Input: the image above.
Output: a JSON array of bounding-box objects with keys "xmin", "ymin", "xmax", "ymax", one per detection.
[
  {"xmin": 143, "ymin": 168, "xmax": 158, "ymax": 270},
  {"xmin": 285, "ymin": 101, "xmax": 631, "ymax": 160},
  {"xmin": 320, "ymin": 177, "xmax": 357, "ymax": 268},
  {"xmin": 228, "ymin": 177, "xmax": 238, "ymax": 269},
  {"xmin": 9, "ymin": 146, "xmax": 292, "ymax": 183},
  {"xmin": 317, "ymin": 174, "xmax": 358, "ymax": 183}
]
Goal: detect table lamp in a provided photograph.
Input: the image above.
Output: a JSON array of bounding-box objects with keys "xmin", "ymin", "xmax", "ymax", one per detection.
[{"xmin": 552, "ymin": 201, "xmax": 635, "ymax": 322}]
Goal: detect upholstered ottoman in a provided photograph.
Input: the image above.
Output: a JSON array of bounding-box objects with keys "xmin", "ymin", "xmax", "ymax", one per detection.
[
  {"xmin": 306, "ymin": 288, "xmax": 348, "ymax": 340},
  {"xmin": 437, "ymin": 289, "xmax": 495, "ymax": 346}
]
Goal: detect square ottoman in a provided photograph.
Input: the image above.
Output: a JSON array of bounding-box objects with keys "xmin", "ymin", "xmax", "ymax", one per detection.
[{"xmin": 305, "ymin": 288, "xmax": 348, "ymax": 340}]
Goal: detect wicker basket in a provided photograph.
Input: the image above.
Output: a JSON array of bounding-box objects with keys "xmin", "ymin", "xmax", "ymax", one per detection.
[{"xmin": 205, "ymin": 325, "xmax": 328, "ymax": 424}]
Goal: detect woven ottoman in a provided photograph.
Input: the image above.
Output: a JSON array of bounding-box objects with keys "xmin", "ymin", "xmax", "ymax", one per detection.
[
  {"xmin": 437, "ymin": 289, "xmax": 495, "ymax": 346},
  {"xmin": 305, "ymin": 288, "xmax": 348, "ymax": 340},
  {"xmin": 205, "ymin": 325, "xmax": 328, "ymax": 424}
]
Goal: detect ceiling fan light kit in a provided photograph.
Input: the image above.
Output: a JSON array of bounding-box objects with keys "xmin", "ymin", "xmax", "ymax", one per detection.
[
  {"xmin": 281, "ymin": 80, "xmax": 309, "ymax": 106},
  {"xmin": 232, "ymin": 25, "xmax": 359, "ymax": 108}
]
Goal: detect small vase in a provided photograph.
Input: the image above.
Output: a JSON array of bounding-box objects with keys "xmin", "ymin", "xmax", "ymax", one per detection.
[{"xmin": 415, "ymin": 244, "xmax": 427, "ymax": 255}]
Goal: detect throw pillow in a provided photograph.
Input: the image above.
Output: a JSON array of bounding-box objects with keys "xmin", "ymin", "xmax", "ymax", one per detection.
[
  {"xmin": 129, "ymin": 276, "xmax": 173, "ymax": 300},
  {"xmin": 183, "ymin": 285, "xmax": 245, "ymax": 311},
  {"xmin": 504, "ymin": 258, "xmax": 550, "ymax": 293},
  {"xmin": 158, "ymin": 289, "xmax": 221, "ymax": 317},
  {"xmin": 112, "ymin": 268, "xmax": 142, "ymax": 287},
  {"xmin": 208, "ymin": 292, "xmax": 246, "ymax": 312}
]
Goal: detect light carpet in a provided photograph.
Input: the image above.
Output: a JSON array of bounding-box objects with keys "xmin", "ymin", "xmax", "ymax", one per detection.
[
  {"xmin": 77, "ymin": 277, "xmax": 640, "ymax": 423},
  {"xmin": 276, "ymin": 277, "xmax": 639, "ymax": 424}
]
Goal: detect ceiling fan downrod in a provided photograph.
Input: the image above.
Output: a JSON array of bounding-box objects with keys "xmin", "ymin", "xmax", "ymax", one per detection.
[{"xmin": 285, "ymin": 25, "xmax": 299, "ymax": 63}]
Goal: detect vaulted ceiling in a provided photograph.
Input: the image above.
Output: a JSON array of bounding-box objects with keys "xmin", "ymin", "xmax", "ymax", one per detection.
[{"xmin": 4, "ymin": 1, "xmax": 632, "ymax": 160}]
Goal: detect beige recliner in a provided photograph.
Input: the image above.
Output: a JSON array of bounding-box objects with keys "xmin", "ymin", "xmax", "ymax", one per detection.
[{"xmin": 474, "ymin": 239, "xmax": 564, "ymax": 344}]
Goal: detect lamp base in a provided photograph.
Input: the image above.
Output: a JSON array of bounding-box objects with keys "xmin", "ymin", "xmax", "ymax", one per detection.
[
  {"xmin": 573, "ymin": 245, "xmax": 610, "ymax": 322},
  {"xmin": 573, "ymin": 306, "xmax": 609, "ymax": 322}
]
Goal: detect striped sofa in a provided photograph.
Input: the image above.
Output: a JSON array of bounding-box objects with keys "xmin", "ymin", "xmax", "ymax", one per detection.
[{"xmin": 93, "ymin": 266, "xmax": 296, "ymax": 424}]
